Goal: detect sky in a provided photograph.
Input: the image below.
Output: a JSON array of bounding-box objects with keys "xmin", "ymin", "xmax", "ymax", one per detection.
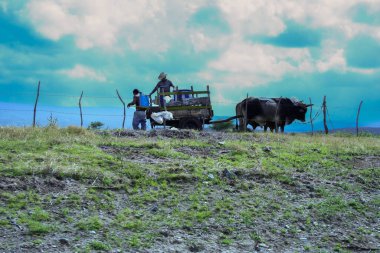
[{"xmin": 1, "ymin": 0, "xmax": 380, "ymax": 129}]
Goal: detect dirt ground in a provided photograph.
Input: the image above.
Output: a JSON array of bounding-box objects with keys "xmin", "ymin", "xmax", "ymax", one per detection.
[{"xmin": 0, "ymin": 129, "xmax": 379, "ymax": 252}]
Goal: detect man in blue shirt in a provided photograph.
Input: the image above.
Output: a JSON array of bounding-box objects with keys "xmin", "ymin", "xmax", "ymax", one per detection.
[{"xmin": 149, "ymin": 72, "xmax": 174, "ymax": 107}]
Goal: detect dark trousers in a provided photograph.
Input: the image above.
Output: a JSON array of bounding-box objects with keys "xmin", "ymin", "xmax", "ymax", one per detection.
[{"xmin": 132, "ymin": 111, "xmax": 146, "ymax": 130}]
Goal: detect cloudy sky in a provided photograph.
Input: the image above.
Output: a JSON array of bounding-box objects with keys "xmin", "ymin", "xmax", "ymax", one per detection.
[{"xmin": 1, "ymin": 0, "xmax": 380, "ymax": 127}]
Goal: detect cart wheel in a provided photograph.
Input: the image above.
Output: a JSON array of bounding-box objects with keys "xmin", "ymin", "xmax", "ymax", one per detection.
[{"xmin": 179, "ymin": 118, "xmax": 203, "ymax": 130}]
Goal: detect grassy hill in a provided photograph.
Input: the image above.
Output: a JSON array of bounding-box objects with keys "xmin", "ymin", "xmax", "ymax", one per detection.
[{"xmin": 0, "ymin": 127, "xmax": 379, "ymax": 252}]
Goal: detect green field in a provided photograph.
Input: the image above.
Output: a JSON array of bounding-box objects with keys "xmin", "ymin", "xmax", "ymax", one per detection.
[{"xmin": 0, "ymin": 127, "xmax": 379, "ymax": 252}]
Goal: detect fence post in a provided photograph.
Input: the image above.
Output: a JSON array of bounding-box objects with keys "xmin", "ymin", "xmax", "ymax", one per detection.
[
  {"xmin": 309, "ymin": 97, "xmax": 313, "ymax": 135},
  {"xmin": 33, "ymin": 81, "xmax": 40, "ymax": 128},
  {"xmin": 322, "ymin": 96, "xmax": 328, "ymax": 134},
  {"xmin": 79, "ymin": 91, "xmax": 83, "ymax": 128},
  {"xmin": 116, "ymin": 90, "xmax": 126, "ymax": 129},
  {"xmin": 356, "ymin": 100, "xmax": 363, "ymax": 137},
  {"xmin": 244, "ymin": 93, "xmax": 248, "ymax": 131}
]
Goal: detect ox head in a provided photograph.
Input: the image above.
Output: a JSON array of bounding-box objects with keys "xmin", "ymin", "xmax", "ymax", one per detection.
[{"xmin": 293, "ymin": 101, "xmax": 312, "ymax": 122}]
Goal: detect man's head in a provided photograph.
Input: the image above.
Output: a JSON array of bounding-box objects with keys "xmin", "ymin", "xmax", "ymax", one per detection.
[
  {"xmin": 133, "ymin": 89, "xmax": 140, "ymax": 95},
  {"xmin": 158, "ymin": 72, "xmax": 167, "ymax": 80}
]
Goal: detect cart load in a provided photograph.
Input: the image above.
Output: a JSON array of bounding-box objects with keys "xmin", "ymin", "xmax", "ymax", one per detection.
[{"xmin": 146, "ymin": 85, "xmax": 213, "ymax": 130}]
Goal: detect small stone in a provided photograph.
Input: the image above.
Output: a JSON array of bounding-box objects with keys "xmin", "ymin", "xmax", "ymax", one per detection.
[
  {"xmin": 150, "ymin": 203, "xmax": 158, "ymax": 213},
  {"xmin": 259, "ymin": 243, "xmax": 269, "ymax": 248},
  {"xmin": 239, "ymin": 240, "xmax": 252, "ymax": 247},
  {"xmin": 172, "ymin": 237, "xmax": 183, "ymax": 244},
  {"xmin": 59, "ymin": 238, "xmax": 69, "ymax": 246},
  {"xmin": 90, "ymin": 230, "xmax": 96, "ymax": 234},
  {"xmin": 159, "ymin": 230, "xmax": 170, "ymax": 237},
  {"xmin": 262, "ymin": 146, "xmax": 272, "ymax": 152},
  {"xmin": 189, "ymin": 243, "xmax": 205, "ymax": 252},
  {"xmin": 218, "ymin": 141, "xmax": 225, "ymax": 145},
  {"xmin": 208, "ymin": 174, "xmax": 214, "ymax": 179},
  {"xmin": 222, "ymin": 169, "xmax": 236, "ymax": 179}
]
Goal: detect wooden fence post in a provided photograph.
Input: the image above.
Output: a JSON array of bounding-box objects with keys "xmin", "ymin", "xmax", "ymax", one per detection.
[
  {"xmin": 356, "ymin": 100, "xmax": 363, "ymax": 137},
  {"xmin": 322, "ymin": 96, "xmax": 328, "ymax": 134},
  {"xmin": 33, "ymin": 81, "xmax": 40, "ymax": 128},
  {"xmin": 116, "ymin": 90, "xmax": 126, "ymax": 129},
  {"xmin": 79, "ymin": 91, "xmax": 83, "ymax": 128},
  {"xmin": 309, "ymin": 97, "xmax": 313, "ymax": 135},
  {"xmin": 274, "ymin": 97, "xmax": 282, "ymax": 133},
  {"xmin": 244, "ymin": 93, "xmax": 248, "ymax": 131}
]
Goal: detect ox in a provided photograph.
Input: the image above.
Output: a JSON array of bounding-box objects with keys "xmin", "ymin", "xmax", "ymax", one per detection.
[{"xmin": 236, "ymin": 97, "xmax": 311, "ymax": 133}]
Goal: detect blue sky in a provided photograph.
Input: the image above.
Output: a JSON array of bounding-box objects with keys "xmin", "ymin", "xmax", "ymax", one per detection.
[{"xmin": 1, "ymin": 0, "xmax": 380, "ymax": 128}]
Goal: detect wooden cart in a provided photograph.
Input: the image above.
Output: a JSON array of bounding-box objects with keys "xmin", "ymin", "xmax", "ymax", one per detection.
[{"xmin": 146, "ymin": 85, "xmax": 213, "ymax": 130}]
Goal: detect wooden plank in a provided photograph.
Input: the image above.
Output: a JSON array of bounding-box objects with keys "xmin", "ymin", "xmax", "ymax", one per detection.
[
  {"xmin": 165, "ymin": 105, "xmax": 211, "ymax": 111},
  {"xmin": 209, "ymin": 115, "xmax": 241, "ymax": 124},
  {"xmin": 136, "ymin": 106, "xmax": 150, "ymax": 110},
  {"xmin": 159, "ymin": 91, "xmax": 209, "ymax": 96},
  {"xmin": 172, "ymin": 108, "xmax": 211, "ymax": 116}
]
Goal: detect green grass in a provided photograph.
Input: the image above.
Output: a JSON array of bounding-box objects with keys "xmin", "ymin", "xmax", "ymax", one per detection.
[
  {"xmin": 26, "ymin": 220, "xmax": 52, "ymax": 235},
  {"xmin": 0, "ymin": 127, "xmax": 379, "ymax": 252},
  {"xmin": 88, "ymin": 240, "xmax": 110, "ymax": 251},
  {"xmin": 76, "ymin": 216, "xmax": 104, "ymax": 231}
]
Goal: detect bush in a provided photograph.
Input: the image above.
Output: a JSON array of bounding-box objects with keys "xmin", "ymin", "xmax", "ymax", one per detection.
[
  {"xmin": 46, "ymin": 113, "xmax": 58, "ymax": 128},
  {"xmin": 88, "ymin": 121, "xmax": 104, "ymax": 130}
]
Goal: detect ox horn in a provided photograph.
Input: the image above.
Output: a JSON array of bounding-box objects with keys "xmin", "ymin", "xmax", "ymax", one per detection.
[{"xmin": 305, "ymin": 104, "xmax": 313, "ymax": 107}]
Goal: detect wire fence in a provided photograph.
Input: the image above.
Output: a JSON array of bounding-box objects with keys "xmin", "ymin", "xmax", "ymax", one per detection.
[{"xmin": 0, "ymin": 86, "xmax": 375, "ymax": 133}]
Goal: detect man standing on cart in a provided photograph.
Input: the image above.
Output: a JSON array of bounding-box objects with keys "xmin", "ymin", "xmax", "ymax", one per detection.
[{"xmin": 149, "ymin": 72, "xmax": 174, "ymax": 107}]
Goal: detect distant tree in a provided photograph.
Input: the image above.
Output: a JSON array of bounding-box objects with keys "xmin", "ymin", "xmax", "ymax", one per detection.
[
  {"xmin": 210, "ymin": 121, "xmax": 234, "ymax": 131},
  {"xmin": 88, "ymin": 121, "xmax": 104, "ymax": 130}
]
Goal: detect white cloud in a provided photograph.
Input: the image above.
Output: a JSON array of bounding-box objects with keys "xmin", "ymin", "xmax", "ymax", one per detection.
[
  {"xmin": 219, "ymin": 0, "xmax": 380, "ymax": 40},
  {"xmin": 208, "ymin": 40, "xmax": 313, "ymax": 87},
  {"xmin": 24, "ymin": 0, "xmax": 380, "ymax": 89},
  {"xmin": 59, "ymin": 64, "xmax": 107, "ymax": 82},
  {"xmin": 316, "ymin": 41, "xmax": 379, "ymax": 74},
  {"xmin": 213, "ymin": 91, "xmax": 235, "ymax": 105},
  {"xmin": 25, "ymin": 0, "xmax": 380, "ymax": 48},
  {"xmin": 0, "ymin": 1, "xmax": 7, "ymax": 12},
  {"xmin": 25, "ymin": 0, "xmax": 207, "ymax": 51},
  {"xmin": 218, "ymin": 0, "xmax": 286, "ymax": 36}
]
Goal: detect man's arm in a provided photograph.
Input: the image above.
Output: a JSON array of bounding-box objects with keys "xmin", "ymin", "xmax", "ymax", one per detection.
[
  {"xmin": 127, "ymin": 96, "xmax": 138, "ymax": 108},
  {"xmin": 149, "ymin": 83, "xmax": 160, "ymax": 96}
]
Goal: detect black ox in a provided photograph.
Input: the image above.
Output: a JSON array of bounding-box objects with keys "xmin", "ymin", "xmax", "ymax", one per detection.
[{"xmin": 235, "ymin": 97, "xmax": 312, "ymax": 133}]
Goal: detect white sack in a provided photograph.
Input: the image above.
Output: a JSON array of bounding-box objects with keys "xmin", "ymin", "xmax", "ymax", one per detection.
[{"xmin": 151, "ymin": 111, "xmax": 174, "ymax": 124}]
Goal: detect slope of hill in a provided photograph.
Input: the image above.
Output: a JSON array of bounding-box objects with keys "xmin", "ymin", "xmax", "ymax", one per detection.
[
  {"xmin": 331, "ymin": 127, "xmax": 380, "ymax": 135},
  {"xmin": 0, "ymin": 128, "xmax": 379, "ymax": 252}
]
